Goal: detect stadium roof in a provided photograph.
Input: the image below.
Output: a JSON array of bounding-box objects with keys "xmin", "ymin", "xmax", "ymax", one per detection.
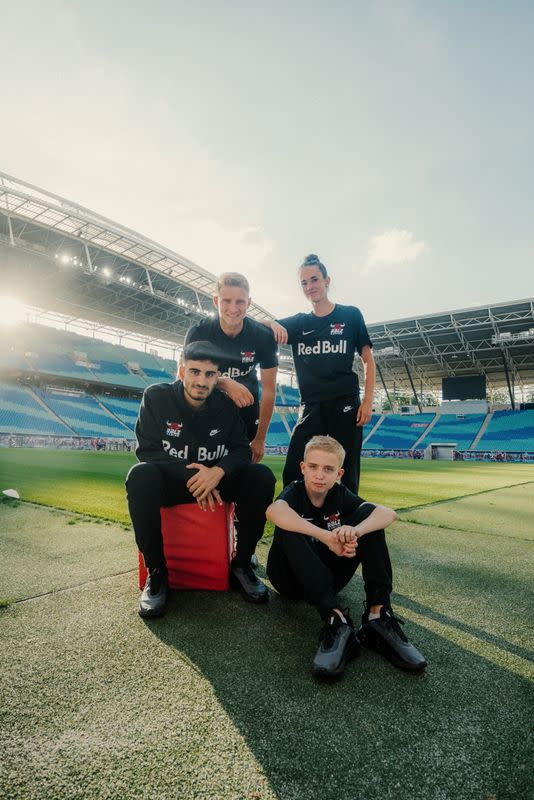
[
  {"xmin": 0, "ymin": 171, "xmax": 274, "ymax": 344},
  {"xmin": 1, "ymin": 172, "xmax": 532, "ymax": 403},
  {"xmin": 367, "ymin": 299, "xmax": 534, "ymax": 404}
]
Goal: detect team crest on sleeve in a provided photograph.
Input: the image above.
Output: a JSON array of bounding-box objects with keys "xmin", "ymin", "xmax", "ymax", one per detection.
[
  {"xmin": 324, "ymin": 511, "xmax": 341, "ymax": 530},
  {"xmin": 166, "ymin": 421, "xmax": 183, "ymax": 437},
  {"xmin": 330, "ymin": 323, "xmax": 345, "ymax": 335},
  {"xmin": 241, "ymin": 351, "xmax": 255, "ymax": 363}
]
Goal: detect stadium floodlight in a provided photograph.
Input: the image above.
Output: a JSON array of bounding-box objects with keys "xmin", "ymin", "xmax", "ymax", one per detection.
[{"xmin": 102, "ymin": 267, "xmax": 112, "ymax": 278}]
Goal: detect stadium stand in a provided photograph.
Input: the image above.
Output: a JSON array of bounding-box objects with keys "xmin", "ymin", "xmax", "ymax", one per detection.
[
  {"xmin": 97, "ymin": 395, "xmax": 140, "ymax": 431},
  {"xmin": 0, "ymin": 323, "xmax": 177, "ymax": 390},
  {"xmin": 0, "ymin": 348, "xmax": 33, "ymax": 372},
  {"xmin": 266, "ymin": 411, "xmax": 291, "ymax": 447},
  {"xmin": 364, "ymin": 413, "xmax": 436, "ymax": 450},
  {"xmin": 27, "ymin": 352, "xmax": 95, "ymax": 381},
  {"xmin": 363, "ymin": 413, "xmax": 382, "ymax": 442},
  {"xmin": 88, "ymin": 359, "xmax": 146, "ymax": 390},
  {"xmin": 416, "ymin": 413, "xmax": 487, "ymax": 450},
  {"xmin": 143, "ymin": 367, "xmax": 175, "ymax": 384},
  {"xmin": 0, "ymin": 382, "xmax": 73, "ymax": 436},
  {"xmin": 36, "ymin": 388, "xmax": 133, "ymax": 438},
  {"xmin": 278, "ymin": 385, "xmax": 301, "ymax": 405},
  {"xmin": 2, "ymin": 324, "xmax": 532, "ymax": 455},
  {"xmin": 474, "ymin": 409, "xmax": 534, "ymax": 452}
]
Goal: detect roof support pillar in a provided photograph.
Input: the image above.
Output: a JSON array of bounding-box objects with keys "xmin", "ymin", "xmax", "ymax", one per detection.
[
  {"xmin": 376, "ymin": 361, "xmax": 394, "ymax": 411},
  {"xmin": 145, "ymin": 269, "xmax": 154, "ymax": 294},
  {"xmin": 404, "ymin": 361, "xmax": 422, "ymax": 413},
  {"xmin": 7, "ymin": 215, "xmax": 14, "ymax": 245},
  {"xmin": 84, "ymin": 243, "xmax": 94, "ymax": 272},
  {"xmin": 501, "ymin": 351, "xmax": 515, "ymax": 410}
]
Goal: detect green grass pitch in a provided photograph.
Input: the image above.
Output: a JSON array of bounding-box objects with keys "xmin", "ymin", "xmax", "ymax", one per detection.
[{"xmin": 0, "ymin": 449, "xmax": 533, "ymax": 800}]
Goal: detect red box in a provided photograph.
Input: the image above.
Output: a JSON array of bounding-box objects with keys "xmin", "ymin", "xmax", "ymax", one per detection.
[{"xmin": 138, "ymin": 502, "xmax": 235, "ymax": 591}]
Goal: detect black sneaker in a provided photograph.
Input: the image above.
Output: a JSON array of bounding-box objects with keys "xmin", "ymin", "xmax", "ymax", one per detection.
[
  {"xmin": 230, "ymin": 565, "xmax": 269, "ymax": 603},
  {"xmin": 139, "ymin": 568, "xmax": 168, "ymax": 618},
  {"xmin": 357, "ymin": 606, "xmax": 427, "ymax": 671},
  {"xmin": 312, "ymin": 611, "xmax": 360, "ymax": 680}
]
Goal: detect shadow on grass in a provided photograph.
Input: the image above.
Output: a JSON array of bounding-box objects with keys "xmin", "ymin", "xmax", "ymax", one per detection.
[
  {"xmin": 393, "ymin": 595, "xmax": 534, "ymax": 663},
  {"xmin": 144, "ymin": 583, "xmax": 533, "ymax": 800}
]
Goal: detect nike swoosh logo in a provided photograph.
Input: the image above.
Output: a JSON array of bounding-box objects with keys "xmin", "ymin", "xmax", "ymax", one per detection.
[{"xmin": 302, "ymin": 330, "xmax": 315, "ymax": 335}]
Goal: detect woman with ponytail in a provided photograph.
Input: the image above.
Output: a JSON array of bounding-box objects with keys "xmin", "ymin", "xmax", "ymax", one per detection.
[{"xmin": 265, "ymin": 254, "xmax": 375, "ymax": 493}]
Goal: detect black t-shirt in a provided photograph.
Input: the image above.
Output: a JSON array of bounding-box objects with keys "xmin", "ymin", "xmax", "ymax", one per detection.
[
  {"xmin": 276, "ymin": 480, "xmax": 365, "ymax": 532},
  {"xmin": 185, "ymin": 317, "xmax": 278, "ymax": 399},
  {"xmin": 277, "ymin": 304, "xmax": 372, "ymax": 403}
]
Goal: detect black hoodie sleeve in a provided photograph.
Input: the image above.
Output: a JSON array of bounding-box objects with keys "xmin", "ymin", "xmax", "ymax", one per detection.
[
  {"xmin": 216, "ymin": 406, "xmax": 252, "ymax": 478},
  {"xmin": 135, "ymin": 389, "xmax": 190, "ymax": 480}
]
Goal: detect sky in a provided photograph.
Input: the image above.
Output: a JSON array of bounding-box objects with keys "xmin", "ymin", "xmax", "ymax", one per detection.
[{"xmin": 1, "ymin": 0, "xmax": 533, "ymax": 325}]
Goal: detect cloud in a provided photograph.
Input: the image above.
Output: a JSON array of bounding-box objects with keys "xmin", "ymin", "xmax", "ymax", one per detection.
[
  {"xmin": 167, "ymin": 220, "xmax": 274, "ymax": 283},
  {"xmin": 364, "ymin": 228, "xmax": 426, "ymax": 271}
]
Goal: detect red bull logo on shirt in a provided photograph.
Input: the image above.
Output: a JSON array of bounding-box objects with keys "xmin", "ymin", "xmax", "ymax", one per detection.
[
  {"xmin": 330, "ymin": 323, "xmax": 345, "ymax": 335},
  {"xmin": 223, "ymin": 364, "xmax": 256, "ymax": 378},
  {"xmin": 166, "ymin": 421, "xmax": 183, "ymax": 438},
  {"xmin": 241, "ymin": 351, "xmax": 255, "ymax": 363},
  {"xmin": 162, "ymin": 441, "xmax": 229, "ymax": 461},
  {"xmin": 324, "ymin": 511, "xmax": 341, "ymax": 530},
  {"xmin": 297, "ymin": 340, "xmax": 347, "ymax": 355}
]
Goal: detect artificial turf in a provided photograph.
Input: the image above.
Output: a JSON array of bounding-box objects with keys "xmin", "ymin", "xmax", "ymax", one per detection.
[{"xmin": 0, "ymin": 453, "xmax": 533, "ymax": 799}]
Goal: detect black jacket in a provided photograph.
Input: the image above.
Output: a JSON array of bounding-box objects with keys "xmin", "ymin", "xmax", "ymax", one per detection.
[{"xmin": 135, "ymin": 382, "xmax": 251, "ymax": 480}]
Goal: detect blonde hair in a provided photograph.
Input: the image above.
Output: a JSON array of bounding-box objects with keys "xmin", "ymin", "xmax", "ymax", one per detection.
[
  {"xmin": 304, "ymin": 435, "xmax": 346, "ymax": 466},
  {"xmin": 216, "ymin": 272, "xmax": 250, "ymax": 294}
]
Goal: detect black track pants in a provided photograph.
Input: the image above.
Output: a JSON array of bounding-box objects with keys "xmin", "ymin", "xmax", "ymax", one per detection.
[
  {"xmin": 126, "ymin": 461, "xmax": 276, "ymax": 570},
  {"xmin": 266, "ymin": 503, "xmax": 392, "ymax": 619},
  {"xmin": 282, "ymin": 395, "xmax": 363, "ymax": 493}
]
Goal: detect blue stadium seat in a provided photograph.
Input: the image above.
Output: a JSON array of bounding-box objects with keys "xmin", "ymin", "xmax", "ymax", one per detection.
[
  {"xmin": 279, "ymin": 385, "xmax": 301, "ymax": 405},
  {"xmin": 266, "ymin": 412, "xmax": 291, "ymax": 447},
  {"xmin": 36, "ymin": 389, "xmax": 133, "ymax": 438},
  {"xmin": 2, "ymin": 322, "xmax": 176, "ymax": 390},
  {"xmin": 363, "ymin": 413, "xmax": 381, "ymax": 441},
  {"xmin": 417, "ymin": 414, "xmax": 486, "ymax": 450},
  {"xmin": 475, "ymin": 409, "xmax": 534, "ymax": 452},
  {"xmin": 0, "ymin": 382, "xmax": 72, "ymax": 436},
  {"xmin": 97, "ymin": 395, "xmax": 140, "ymax": 431},
  {"xmin": 29, "ymin": 352, "xmax": 94, "ymax": 381},
  {"xmin": 89, "ymin": 360, "xmax": 146, "ymax": 389},
  {"xmin": 143, "ymin": 367, "xmax": 175, "ymax": 382},
  {"xmin": 364, "ymin": 414, "xmax": 435, "ymax": 450}
]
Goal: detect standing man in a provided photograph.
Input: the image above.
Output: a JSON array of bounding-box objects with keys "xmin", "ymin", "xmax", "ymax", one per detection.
[
  {"xmin": 185, "ymin": 272, "xmax": 278, "ymax": 464},
  {"xmin": 126, "ymin": 341, "xmax": 275, "ymax": 617},
  {"xmin": 264, "ymin": 254, "xmax": 375, "ymax": 494}
]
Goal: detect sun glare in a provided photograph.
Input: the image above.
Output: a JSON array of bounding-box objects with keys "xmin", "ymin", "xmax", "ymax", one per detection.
[{"xmin": 0, "ymin": 296, "xmax": 26, "ymax": 326}]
